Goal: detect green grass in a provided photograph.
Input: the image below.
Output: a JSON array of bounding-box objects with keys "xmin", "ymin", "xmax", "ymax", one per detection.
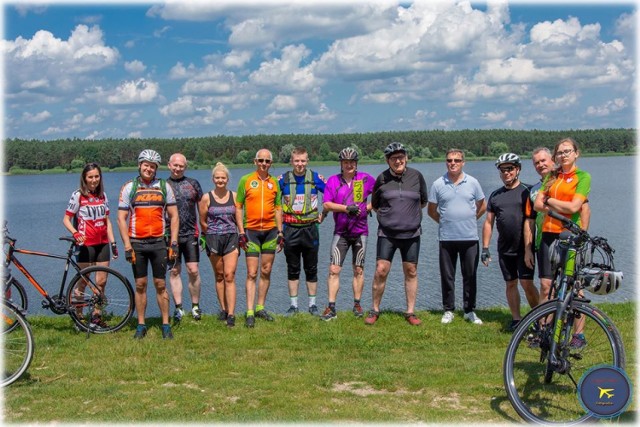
[{"xmin": 4, "ymin": 302, "xmax": 636, "ymax": 423}]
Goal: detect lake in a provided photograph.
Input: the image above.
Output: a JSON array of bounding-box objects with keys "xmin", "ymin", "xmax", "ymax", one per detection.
[{"xmin": 3, "ymin": 156, "xmax": 636, "ymax": 317}]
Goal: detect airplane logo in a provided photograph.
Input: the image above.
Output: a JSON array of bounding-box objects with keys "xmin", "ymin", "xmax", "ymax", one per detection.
[{"xmin": 598, "ymin": 387, "xmax": 614, "ymax": 399}]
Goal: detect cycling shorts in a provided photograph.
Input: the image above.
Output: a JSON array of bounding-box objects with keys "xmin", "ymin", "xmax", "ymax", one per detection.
[
  {"xmin": 330, "ymin": 235, "xmax": 367, "ymax": 267},
  {"xmin": 131, "ymin": 238, "xmax": 167, "ymax": 280},
  {"xmin": 245, "ymin": 228, "xmax": 278, "ymax": 257},
  {"xmin": 205, "ymin": 233, "xmax": 239, "ymax": 256},
  {"xmin": 77, "ymin": 243, "xmax": 110, "ymax": 264},
  {"xmin": 376, "ymin": 236, "xmax": 420, "ymax": 264},
  {"xmin": 498, "ymin": 253, "xmax": 534, "ymax": 282},
  {"xmin": 176, "ymin": 235, "xmax": 200, "ymax": 263},
  {"xmin": 537, "ymin": 232, "xmax": 560, "ymax": 279}
]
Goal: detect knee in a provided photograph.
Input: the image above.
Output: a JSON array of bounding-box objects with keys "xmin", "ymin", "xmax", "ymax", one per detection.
[
  {"xmin": 328, "ymin": 265, "xmax": 341, "ymax": 277},
  {"xmin": 353, "ymin": 266, "xmax": 364, "ymax": 278},
  {"xmin": 224, "ymin": 272, "xmax": 236, "ymax": 283},
  {"xmin": 153, "ymin": 279, "xmax": 167, "ymax": 293}
]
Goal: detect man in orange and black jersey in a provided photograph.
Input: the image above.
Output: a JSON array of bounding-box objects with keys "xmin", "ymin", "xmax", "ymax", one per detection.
[{"xmin": 118, "ymin": 149, "xmax": 179, "ymax": 340}]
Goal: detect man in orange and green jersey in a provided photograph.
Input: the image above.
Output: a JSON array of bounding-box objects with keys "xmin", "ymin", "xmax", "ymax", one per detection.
[{"xmin": 235, "ymin": 148, "xmax": 284, "ymax": 328}]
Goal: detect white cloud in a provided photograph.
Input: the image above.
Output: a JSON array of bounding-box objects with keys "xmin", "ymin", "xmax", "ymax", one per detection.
[
  {"xmin": 106, "ymin": 79, "xmax": 160, "ymax": 105},
  {"xmin": 586, "ymin": 98, "xmax": 627, "ymax": 117},
  {"xmin": 250, "ymin": 44, "xmax": 318, "ymax": 92},
  {"xmin": 481, "ymin": 111, "xmax": 507, "ymax": 122},
  {"xmin": 125, "ymin": 60, "xmax": 147, "ymax": 74},
  {"xmin": 268, "ymin": 95, "xmax": 297, "ymax": 112},
  {"xmin": 21, "ymin": 110, "xmax": 51, "ymax": 123},
  {"xmin": 159, "ymin": 96, "xmax": 196, "ymax": 117},
  {"xmin": 223, "ymin": 50, "xmax": 252, "ymax": 68}
]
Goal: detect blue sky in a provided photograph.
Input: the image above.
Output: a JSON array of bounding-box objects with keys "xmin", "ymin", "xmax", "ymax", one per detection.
[{"xmin": 2, "ymin": 1, "xmax": 636, "ymax": 141}]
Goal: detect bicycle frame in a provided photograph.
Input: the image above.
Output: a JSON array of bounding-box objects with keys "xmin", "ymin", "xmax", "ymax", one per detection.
[{"xmin": 4, "ymin": 234, "xmax": 97, "ymax": 314}]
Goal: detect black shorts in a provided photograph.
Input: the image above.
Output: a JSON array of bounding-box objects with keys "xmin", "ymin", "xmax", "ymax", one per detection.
[
  {"xmin": 176, "ymin": 235, "xmax": 200, "ymax": 263},
  {"xmin": 537, "ymin": 232, "xmax": 560, "ymax": 279},
  {"xmin": 76, "ymin": 243, "xmax": 110, "ymax": 264},
  {"xmin": 205, "ymin": 233, "xmax": 239, "ymax": 256},
  {"xmin": 131, "ymin": 238, "xmax": 167, "ymax": 280},
  {"xmin": 330, "ymin": 235, "xmax": 367, "ymax": 267},
  {"xmin": 498, "ymin": 253, "xmax": 534, "ymax": 281},
  {"xmin": 376, "ymin": 236, "xmax": 420, "ymax": 264},
  {"xmin": 245, "ymin": 228, "xmax": 278, "ymax": 257}
]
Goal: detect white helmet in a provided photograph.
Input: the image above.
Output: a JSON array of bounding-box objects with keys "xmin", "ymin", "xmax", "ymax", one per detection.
[
  {"xmin": 579, "ymin": 267, "xmax": 623, "ymax": 295},
  {"xmin": 495, "ymin": 152, "xmax": 521, "ymax": 168},
  {"xmin": 138, "ymin": 149, "xmax": 161, "ymax": 166}
]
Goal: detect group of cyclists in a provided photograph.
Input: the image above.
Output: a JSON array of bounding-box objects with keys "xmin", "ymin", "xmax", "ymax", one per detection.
[{"xmin": 63, "ymin": 137, "xmax": 591, "ymax": 340}]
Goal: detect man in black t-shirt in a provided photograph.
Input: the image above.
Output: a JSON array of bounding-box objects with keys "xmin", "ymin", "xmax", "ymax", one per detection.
[{"xmin": 481, "ymin": 153, "xmax": 540, "ymax": 332}]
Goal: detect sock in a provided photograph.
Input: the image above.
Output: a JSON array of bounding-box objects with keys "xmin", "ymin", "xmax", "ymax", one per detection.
[
  {"xmin": 175, "ymin": 303, "xmax": 183, "ymax": 309},
  {"xmin": 256, "ymin": 304, "xmax": 265, "ymax": 312},
  {"xmin": 136, "ymin": 323, "xmax": 146, "ymax": 331},
  {"xmin": 247, "ymin": 309, "xmax": 255, "ymax": 317},
  {"xmin": 290, "ymin": 296, "xmax": 298, "ymax": 307},
  {"xmin": 308, "ymin": 295, "xmax": 316, "ymax": 307},
  {"xmin": 328, "ymin": 302, "xmax": 336, "ymax": 311},
  {"xmin": 354, "ymin": 299, "xmax": 361, "ymax": 304},
  {"xmin": 162, "ymin": 323, "xmax": 171, "ymax": 331},
  {"xmin": 192, "ymin": 303, "xmax": 199, "ymax": 309}
]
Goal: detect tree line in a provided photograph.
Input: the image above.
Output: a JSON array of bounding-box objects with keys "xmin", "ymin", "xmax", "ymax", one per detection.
[{"xmin": 3, "ymin": 128, "xmax": 635, "ymax": 172}]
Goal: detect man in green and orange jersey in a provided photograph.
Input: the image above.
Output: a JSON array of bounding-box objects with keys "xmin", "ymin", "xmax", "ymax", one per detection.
[{"xmin": 235, "ymin": 148, "xmax": 284, "ymax": 328}]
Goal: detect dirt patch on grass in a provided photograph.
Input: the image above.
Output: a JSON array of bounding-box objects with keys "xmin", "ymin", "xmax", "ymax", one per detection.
[{"xmin": 332, "ymin": 381, "xmax": 423, "ymax": 397}]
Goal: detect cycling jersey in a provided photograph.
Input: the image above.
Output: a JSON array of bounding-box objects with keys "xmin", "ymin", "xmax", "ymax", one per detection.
[
  {"xmin": 324, "ymin": 171, "xmax": 375, "ymax": 237},
  {"xmin": 118, "ymin": 177, "xmax": 177, "ymax": 239},
  {"xmin": 278, "ymin": 169, "xmax": 325, "ymax": 225},
  {"xmin": 65, "ymin": 190, "xmax": 111, "ymax": 246},
  {"xmin": 166, "ymin": 176, "xmax": 203, "ymax": 238},
  {"xmin": 540, "ymin": 167, "xmax": 591, "ymax": 234},
  {"xmin": 486, "ymin": 182, "xmax": 535, "ymax": 256},
  {"xmin": 235, "ymin": 171, "xmax": 282, "ymax": 231}
]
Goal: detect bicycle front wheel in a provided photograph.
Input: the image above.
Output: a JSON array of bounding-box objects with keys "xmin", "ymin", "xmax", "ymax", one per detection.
[
  {"xmin": 1, "ymin": 300, "xmax": 35, "ymax": 387},
  {"xmin": 503, "ymin": 300, "xmax": 625, "ymax": 425},
  {"xmin": 66, "ymin": 266, "xmax": 134, "ymax": 334}
]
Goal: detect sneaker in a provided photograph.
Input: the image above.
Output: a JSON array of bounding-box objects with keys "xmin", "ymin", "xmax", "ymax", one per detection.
[
  {"xmin": 191, "ymin": 306, "xmax": 202, "ymax": 321},
  {"xmin": 162, "ymin": 324, "xmax": 174, "ymax": 340},
  {"xmin": 463, "ymin": 311, "xmax": 483, "ymax": 325},
  {"xmin": 320, "ymin": 307, "xmax": 337, "ymax": 322},
  {"xmin": 245, "ymin": 315, "xmax": 255, "ymax": 328},
  {"xmin": 285, "ymin": 305, "xmax": 299, "ymax": 317},
  {"xmin": 133, "ymin": 324, "xmax": 147, "ymax": 340},
  {"xmin": 90, "ymin": 314, "xmax": 108, "ymax": 329},
  {"xmin": 217, "ymin": 310, "xmax": 228, "ymax": 321},
  {"xmin": 308, "ymin": 305, "xmax": 319, "ymax": 316},
  {"xmin": 255, "ymin": 309, "xmax": 275, "ymax": 322},
  {"xmin": 173, "ymin": 307, "xmax": 184, "ymax": 322},
  {"xmin": 226, "ymin": 314, "xmax": 235, "ymax": 328},
  {"xmin": 441, "ymin": 311, "xmax": 454, "ymax": 324},
  {"xmin": 364, "ymin": 310, "xmax": 379, "ymax": 325},
  {"xmin": 404, "ymin": 313, "xmax": 422, "ymax": 326},
  {"xmin": 352, "ymin": 302, "xmax": 363, "ymax": 317},
  {"xmin": 569, "ymin": 334, "xmax": 587, "ymax": 350},
  {"xmin": 507, "ymin": 319, "xmax": 520, "ymax": 332}
]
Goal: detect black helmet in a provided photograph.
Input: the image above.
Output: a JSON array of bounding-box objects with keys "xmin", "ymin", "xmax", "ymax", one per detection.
[
  {"xmin": 339, "ymin": 147, "xmax": 359, "ymax": 161},
  {"xmin": 384, "ymin": 142, "xmax": 406, "ymax": 159},
  {"xmin": 495, "ymin": 152, "xmax": 521, "ymax": 168}
]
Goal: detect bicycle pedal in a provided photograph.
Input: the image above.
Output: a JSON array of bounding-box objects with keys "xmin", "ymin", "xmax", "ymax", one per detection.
[{"xmin": 41, "ymin": 300, "xmax": 50, "ymax": 309}]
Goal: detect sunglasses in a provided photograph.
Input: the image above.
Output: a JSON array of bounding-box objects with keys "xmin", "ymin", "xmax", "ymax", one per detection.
[
  {"xmin": 499, "ymin": 166, "xmax": 516, "ymax": 173},
  {"xmin": 256, "ymin": 158, "xmax": 272, "ymax": 164},
  {"xmin": 446, "ymin": 158, "xmax": 463, "ymax": 163}
]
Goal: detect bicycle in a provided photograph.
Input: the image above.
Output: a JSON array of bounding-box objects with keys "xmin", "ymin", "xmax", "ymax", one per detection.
[
  {"xmin": 503, "ymin": 210, "xmax": 625, "ymax": 424},
  {"xmin": 1, "ymin": 299, "xmax": 35, "ymax": 387},
  {"xmin": 3, "ymin": 222, "xmax": 135, "ymax": 334}
]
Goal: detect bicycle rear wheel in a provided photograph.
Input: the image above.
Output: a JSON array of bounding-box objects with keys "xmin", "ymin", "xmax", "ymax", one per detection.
[
  {"xmin": 503, "ymin": 300, "xmax": 625, "ymax": 425},
  {"xmin": 1, "ymin": 300, "xmax": 35, "ymax": 387},
  {"xmin": 66, "ymin": 266, "xmax": 134, "ymax": 334}
]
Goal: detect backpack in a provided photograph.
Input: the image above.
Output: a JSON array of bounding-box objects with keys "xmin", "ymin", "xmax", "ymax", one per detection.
[{"xmin": 129, "ymin": 176, "xmax": 167, "ymax": 204}]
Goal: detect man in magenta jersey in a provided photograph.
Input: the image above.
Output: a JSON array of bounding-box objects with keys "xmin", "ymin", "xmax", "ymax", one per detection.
[{"xmin": 319, "ymin": 147, "xmax": 375, "ymax": 321}]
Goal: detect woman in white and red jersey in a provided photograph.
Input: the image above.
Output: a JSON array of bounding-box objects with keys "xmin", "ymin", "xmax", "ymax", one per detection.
[{"xmin": 63, "ymin": 162, "xmax": 118, "ymax": 328}]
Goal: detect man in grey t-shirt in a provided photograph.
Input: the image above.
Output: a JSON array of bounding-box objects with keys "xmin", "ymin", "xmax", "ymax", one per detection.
[{"xmin": 428, "ymin": 148, "xmax": 486, "ymax": 325}]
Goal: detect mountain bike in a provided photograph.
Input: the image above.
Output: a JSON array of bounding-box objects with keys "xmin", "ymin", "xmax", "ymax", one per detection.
[
  {"xmin": 503, "ymin": 210, "xmax": 625, "ymax": 424},
  {"xmin": 1, "ymin": 299, "xmax": 35, "ymax": 387},
  {"xmin": 3, "ymin": 222, "xmax": 134, "ymax": 334}
]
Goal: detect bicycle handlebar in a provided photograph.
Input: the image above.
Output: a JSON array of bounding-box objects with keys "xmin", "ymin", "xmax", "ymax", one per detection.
[{"xmin": 547, "ymin": 210, "xmax": 614, "ymax": 255}]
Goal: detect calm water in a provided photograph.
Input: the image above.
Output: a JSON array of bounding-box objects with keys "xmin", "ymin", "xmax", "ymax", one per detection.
[{"xmin": 2, "ymin": 156, "xmax": 636, "ymax": 317}]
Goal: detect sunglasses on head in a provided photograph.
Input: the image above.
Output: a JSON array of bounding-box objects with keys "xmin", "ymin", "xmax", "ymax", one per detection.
[
  {"xmin": 446, "ymin": 158, "xmax": 463, "ymax": 163},
  {"xmin": 256, "ymin": 158, "xmax": 272, "ymax": 164}
]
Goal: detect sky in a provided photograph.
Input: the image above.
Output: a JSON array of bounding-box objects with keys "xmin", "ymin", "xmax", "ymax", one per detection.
[{"xmin": 1, "ymin": 0, "xmax": 637, "ymax": 141}]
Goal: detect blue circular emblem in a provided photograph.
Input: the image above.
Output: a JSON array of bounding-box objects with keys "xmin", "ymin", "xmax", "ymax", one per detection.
[{"xmin": 578, "ymin": 365, "xmax": 632, "ymax": 418}]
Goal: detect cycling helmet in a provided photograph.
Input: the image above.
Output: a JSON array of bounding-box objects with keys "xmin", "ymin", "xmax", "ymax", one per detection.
[
  {"xmin": 384, "ymin": 142, "xmax": 406, "ymax": 159},
  {"xmin": 579, "ymin": 267, "xmax": 623, "ymax": 295},
  {"xmin": 495, "ymin": 153, "xmax": 521, "ymax": 168},
  {"xmin": 138, "ymin": 149, "xmax": 161, "ymax": 166},
  {"xmin": 339, "ymin": 147, "xmax": 359, "ymax": 161}
]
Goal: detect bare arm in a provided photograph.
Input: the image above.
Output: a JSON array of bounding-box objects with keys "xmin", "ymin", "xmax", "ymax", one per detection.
[
  {"xmin": 476, "ymin": 198, "xmax": 486, "ymax": 219},
  {"xmin": 427, "ymin": 202, "xmax": 439, "ymax": 223},
  {"xmin": 524, "ymin": 218, "xmax": 536, "ymax": 269},
  {"xmin": 166, "ymin": 205, "xmax": 179, "ymax": 243},
  {"xmin": 235, "ymin": 205, "xmax": 245, "ymax": 234},
  {"xmin": 579, "ymin": 202, "xmax": 591, "ymax": 230},
  {"xmin": 117, "ymin": 210, "xmax": 131, "ymax": 251},
  {"xmin": 198, "ymin": 193, "xmax": 209, "ymax": 233}
]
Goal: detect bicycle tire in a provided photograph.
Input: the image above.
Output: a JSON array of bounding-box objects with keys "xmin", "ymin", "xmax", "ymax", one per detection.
[
  {"xmin": 3, "ymin": 277, "xmax": 28, "ymax": 314},
  {"xmin": 1, "ymin": 300, "xmax": 35, "ymax": 387},
  {"xmin": 66, "ymin": 266, "xmax": 134, "ymax": 334},
  {"xmin": 503, "ymin": 300, "xmax": 625, "ymax": 425}
]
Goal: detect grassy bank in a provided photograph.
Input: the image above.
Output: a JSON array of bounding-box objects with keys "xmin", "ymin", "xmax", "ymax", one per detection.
[{"xmin": 4, "ymin": 302, "xmax": 636, "ymax": 423}]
